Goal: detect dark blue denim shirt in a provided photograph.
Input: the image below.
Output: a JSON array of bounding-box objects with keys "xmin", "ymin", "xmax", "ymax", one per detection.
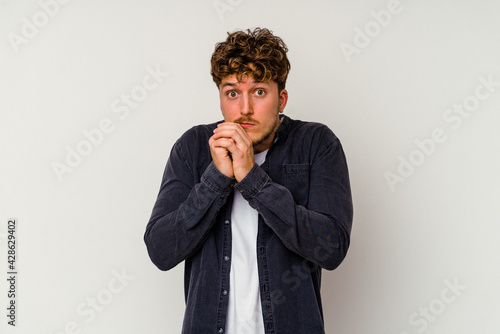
[{"xmin": 145, "ymin": 115, "xmax": 353, "ymax": 334}]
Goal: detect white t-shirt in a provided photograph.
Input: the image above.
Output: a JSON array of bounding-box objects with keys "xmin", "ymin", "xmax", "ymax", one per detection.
[{"xmin": 226, "ymin": 150, "xmax": 268, "ymax": 334}]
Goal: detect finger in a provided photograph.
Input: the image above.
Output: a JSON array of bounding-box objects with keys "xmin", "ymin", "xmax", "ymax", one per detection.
[
  {"xmin": 213, "ymin": 125, "xmax": 252, "ymax": 148},
  {"xmin": 211, "ymin": 137, "xmax": 236, "ymax": 149},
  {"xmin": 215, "ymin": 132, "xmax": 250, "ymax": 154},
  {"xmin": 215, "ymin": 122, "xmax": 250, "ymax": 140},
  {"xmin": 213, "ymin": 138, "xmax": 248, "ymax": 160}
]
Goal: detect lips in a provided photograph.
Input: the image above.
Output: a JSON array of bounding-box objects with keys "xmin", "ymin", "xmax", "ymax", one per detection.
[{"xmin": 239, "ymin": 123, "xmax": 255, "ymax": 128}]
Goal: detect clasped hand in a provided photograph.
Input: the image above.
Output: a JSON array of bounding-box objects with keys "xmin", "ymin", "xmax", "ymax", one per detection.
[{"xmin": 209, "ymin": 122, "xmax": 255, "ymax": 182}]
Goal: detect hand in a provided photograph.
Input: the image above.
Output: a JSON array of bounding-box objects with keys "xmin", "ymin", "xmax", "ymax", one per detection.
[
  {"xmin": 210, "ymin": 122, "xmax": 255, "ymax": 182},
  {"xmin": 209, "ymin": 130, "xmax": 234, "ymax": 179}
]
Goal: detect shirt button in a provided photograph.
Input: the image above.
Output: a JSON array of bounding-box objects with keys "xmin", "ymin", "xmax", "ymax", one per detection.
[
  {"xmin": 224, "ymin": 219, "xmax": 230, "ymax": 225},
  {"xmin": 224, "ymin": 256, "xmax": 230, "ymax": 261},
  {"xmin": 222, "ymin": 289, "xmax": 228, "ymax": 295},
  {"xmin": 218, "ymin": 328, "xmax": 224, "ymax": 333}
]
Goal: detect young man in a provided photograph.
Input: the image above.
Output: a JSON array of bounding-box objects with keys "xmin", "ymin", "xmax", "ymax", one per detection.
[{"xmin": 144, "ymin": 28, "xmax": 353, "ymax": 334}]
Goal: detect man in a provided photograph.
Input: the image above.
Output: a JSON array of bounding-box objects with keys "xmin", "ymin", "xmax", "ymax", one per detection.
[{"xmin": 144, "ymin": 27, "xmax": 353, "ymax": 334}]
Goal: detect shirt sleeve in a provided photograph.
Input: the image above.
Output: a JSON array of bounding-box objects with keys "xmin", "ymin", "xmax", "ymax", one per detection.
[
  {"xmin": 144, "ymin": 140, "xmax": 235, "ymax": 271},
  {"xmin": 234, "ymin": 130, "xmax": 353, "ymax": 270}
]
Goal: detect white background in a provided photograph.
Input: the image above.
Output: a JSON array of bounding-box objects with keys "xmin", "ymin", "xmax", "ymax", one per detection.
[{"xmin": 1, "ymin": 0, "xmax": 499, "ymax": 333}]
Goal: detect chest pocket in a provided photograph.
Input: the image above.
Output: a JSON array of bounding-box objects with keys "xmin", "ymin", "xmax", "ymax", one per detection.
[{"xmin": 283, "ymin": 163, "xmax": 310, "ymax": 207}]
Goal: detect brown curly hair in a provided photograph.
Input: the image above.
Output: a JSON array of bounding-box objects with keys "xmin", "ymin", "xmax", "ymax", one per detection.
[{"xmin": 210, "ymin": 28, "xmax": 291, "ymax": 92}]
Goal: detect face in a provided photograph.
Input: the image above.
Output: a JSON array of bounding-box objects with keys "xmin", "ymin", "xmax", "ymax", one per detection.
[{"xmin": 219, "ymin": 74, "xmax": 288, "ymax": 153}]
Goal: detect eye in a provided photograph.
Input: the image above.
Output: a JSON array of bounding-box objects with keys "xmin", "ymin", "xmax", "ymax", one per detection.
[
  {"xmin": 255, "ymin": 89, "xmax": 266, "ymax": 96},
  {"xmin": 227, "ymin": 91, "xmax": 237, "ymax": 98}
]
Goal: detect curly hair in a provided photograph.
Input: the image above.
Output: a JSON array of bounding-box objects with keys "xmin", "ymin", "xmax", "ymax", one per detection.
[{"xmin": 210, "ymin": 28, "xmax": 291, "ymax": 92}]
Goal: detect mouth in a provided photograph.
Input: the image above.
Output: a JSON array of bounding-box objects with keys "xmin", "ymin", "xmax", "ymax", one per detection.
[{"xmin": 239, "ymin": 122, "xmax": 255, "ymax": 129}]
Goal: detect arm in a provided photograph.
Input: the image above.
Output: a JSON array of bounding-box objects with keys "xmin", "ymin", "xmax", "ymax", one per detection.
[
  {"xmin": 235, "ymin": 133, "xmax": 353, "ymax": 270},
  {"xmin": 144, "ymin": 139, "xmax": 235, "ymax": 271}
]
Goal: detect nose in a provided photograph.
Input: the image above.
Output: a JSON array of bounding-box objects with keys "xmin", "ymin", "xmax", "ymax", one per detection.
[{"xmin": 240, "ymin": 93, "xmax": 253, "ymax": 116}]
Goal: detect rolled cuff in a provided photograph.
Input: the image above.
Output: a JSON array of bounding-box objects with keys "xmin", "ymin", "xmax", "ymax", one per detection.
[
  {"xmin": 201, "ymin": 161, "xmax": 236, "ymax": 194},
  {"xmin": 234, "ymin": 163, "xmax": 271, "ymax": 200}
]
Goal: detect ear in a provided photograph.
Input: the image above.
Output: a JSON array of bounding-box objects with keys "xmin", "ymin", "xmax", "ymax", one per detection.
[{"xmin": 278, "ymin": 89, "xmax": 288, "ymax": 113}]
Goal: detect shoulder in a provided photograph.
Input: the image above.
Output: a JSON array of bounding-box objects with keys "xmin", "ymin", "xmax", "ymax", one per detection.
[
  {"xmin": 172, "ymin": 121, "xmax": 220, "ymax": 154},
  {"xmin": 284, "ymin": 117, "xmax": 339, "ymax": 150},
  {"xmin": 291, "ymin": 119, "xmax": 336, "ymax": 137}
]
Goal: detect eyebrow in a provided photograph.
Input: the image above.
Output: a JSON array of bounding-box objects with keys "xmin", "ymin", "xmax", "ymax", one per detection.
[
  {"xmin": 220, "ymin": 81, "xmax": 269, "ymax": 89},
  {"xmin": 220, "ymin": 82, "xmax": 239, "ymax": 89}
]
